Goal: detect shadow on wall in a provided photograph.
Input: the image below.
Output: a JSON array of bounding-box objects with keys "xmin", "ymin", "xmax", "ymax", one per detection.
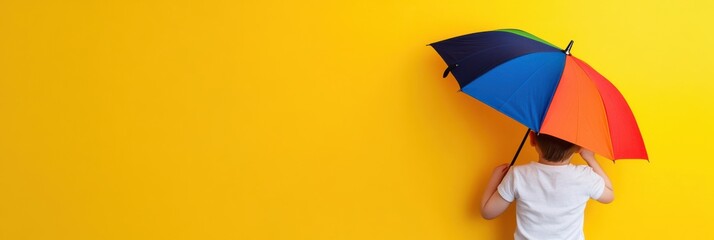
[{"xmin": 423, "ymin": 52, "xmax": 539, "ymax": 239}]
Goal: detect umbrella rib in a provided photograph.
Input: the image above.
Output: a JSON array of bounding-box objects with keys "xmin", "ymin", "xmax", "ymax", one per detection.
[
  {"xmin": 538, "ymin": 59, "xmax": 568, "ymax": 132},
  {"xmin": 499, "ymin": 58, "xmax": 554, "ymax": 124},
  {"xmin": 571, "ymin": 58, "xmax": 615, "ymax": 159},
  {"xmin": 575, "ymin": 68, "xmax": 580, "ymax": 146}
]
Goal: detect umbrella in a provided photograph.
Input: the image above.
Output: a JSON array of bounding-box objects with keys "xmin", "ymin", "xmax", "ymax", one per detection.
[{"xmin": 428, "ymin": 29, "xmax": 648, "ymax": 165}]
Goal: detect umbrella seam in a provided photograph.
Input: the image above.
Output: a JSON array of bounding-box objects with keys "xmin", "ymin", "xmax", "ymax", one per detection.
[
  {"xmin": 571, "ymin": 58, "xmax": 616, "ymax": 159},
  {"xmin": 499, "ymin": 55, "xmax": 557, "ymax": 130},
  {"xmin": 537, "ymin": 56, "xmax": 567, "ymax": 133},
  {"xmin": 496, "ymin": 29, "xmax": 561, "ymax": 49}
]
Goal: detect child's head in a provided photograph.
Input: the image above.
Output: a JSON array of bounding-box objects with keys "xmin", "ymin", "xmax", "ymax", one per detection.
[{"xmin": 529, "ymin": 131, "xmax": 580, "ymax": 163}]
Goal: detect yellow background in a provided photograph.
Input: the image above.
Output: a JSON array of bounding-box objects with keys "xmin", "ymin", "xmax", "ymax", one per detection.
[{"xmin": 1, "ymin": 0, "xmax": 713, "ymax": 239}]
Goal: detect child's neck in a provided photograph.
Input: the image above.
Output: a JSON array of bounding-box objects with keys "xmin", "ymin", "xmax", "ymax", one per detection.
[{"xmin": 537, "ymin": 157, "xmax": 571, "ymax": 166}]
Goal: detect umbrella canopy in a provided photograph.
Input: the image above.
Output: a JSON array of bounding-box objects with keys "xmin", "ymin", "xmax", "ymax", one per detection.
[{"xmin": 429, "ymin": 29, "xmax": 648, "ymax": 161}]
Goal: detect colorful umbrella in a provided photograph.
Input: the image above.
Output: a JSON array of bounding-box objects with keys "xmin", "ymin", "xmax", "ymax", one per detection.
[{"xmin": 428, "ymin": 29, "xmax": 648, "ymax": 164}]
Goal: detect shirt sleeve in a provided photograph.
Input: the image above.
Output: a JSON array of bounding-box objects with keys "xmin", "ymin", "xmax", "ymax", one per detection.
[
  {"xmin": 497, "ymin": 167, "xmax": 516, "ymax": 202},
  {"xmin": 586, "ymin": 167, "xmax": 606, "ymax": 200}
]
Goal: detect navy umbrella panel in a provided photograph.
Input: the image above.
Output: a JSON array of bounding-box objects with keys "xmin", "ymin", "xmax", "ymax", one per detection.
[{"xmin": 429, "ymin": 30, "xmax": 568, "ymax": 132}]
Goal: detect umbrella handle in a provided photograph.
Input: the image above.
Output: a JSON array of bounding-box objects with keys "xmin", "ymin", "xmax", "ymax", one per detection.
[{"xmin": 509, "ymin": 128, "xmax": 531, "ymax": 167}]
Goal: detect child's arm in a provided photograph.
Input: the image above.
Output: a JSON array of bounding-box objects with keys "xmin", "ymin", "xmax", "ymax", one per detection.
[
  {"xmin": 580, "ymin": 149, "xmax": 614, "ymax": 204},
  {"xmin": 480, "ymin": 164, "xmax": 511, "ymax": 219}
]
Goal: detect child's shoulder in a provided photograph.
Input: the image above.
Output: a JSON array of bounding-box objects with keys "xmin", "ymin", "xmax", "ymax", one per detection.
[
  {"xmin": 510, "ymin": 162, "xmax": 540, "ymax": 172},
  {"xmin": 566, "ymin": 164, "xmax": 598, "ymax": 177},
  {"xmin": 513, "ymin": 162, "xmax": 593, "ymax": 173},
  {"xmin": 571, "ymin": 164, "xmax": 595, "ymax": 172}
]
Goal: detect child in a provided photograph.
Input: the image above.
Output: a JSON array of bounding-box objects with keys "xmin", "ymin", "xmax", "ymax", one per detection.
[{"xmin": 480, "ymin": 131, "xmax": 613, "ymax": 240}]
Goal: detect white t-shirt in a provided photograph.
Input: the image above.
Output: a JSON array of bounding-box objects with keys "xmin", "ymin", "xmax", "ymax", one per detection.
[{"xmin": 497, "ymin": 161, "xmax": 605, "ymax": 240}]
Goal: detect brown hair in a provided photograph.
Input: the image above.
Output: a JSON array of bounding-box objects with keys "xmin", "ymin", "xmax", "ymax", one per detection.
[{"xmin": 533, "ymin": 133, "xmax": 580, "ymax": 162}]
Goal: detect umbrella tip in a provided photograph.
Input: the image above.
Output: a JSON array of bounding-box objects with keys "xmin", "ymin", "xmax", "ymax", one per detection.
[{"xmin": 564, "ymin": 40, "xmax": 574, "ymax": 55}]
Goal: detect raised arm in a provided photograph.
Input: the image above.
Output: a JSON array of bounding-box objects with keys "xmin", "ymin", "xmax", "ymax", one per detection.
[
  {"xmin": 480, "ymin": 164, "xmax": 511, "ymax": 219},
  {"xmin": 580, "ymin": 149, "xmax": 614, "ymax": 204}
]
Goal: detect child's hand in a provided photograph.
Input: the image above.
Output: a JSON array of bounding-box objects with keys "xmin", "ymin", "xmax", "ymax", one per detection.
[{"xmin": 493, "ymin": 164, "xmax": 509, "ymax": 178}]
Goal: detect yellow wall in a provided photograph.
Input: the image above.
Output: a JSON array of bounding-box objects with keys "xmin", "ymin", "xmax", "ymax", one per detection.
[{"xmin": 1, "ymin": 0, "xmax": 713, "ymax": 239}]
